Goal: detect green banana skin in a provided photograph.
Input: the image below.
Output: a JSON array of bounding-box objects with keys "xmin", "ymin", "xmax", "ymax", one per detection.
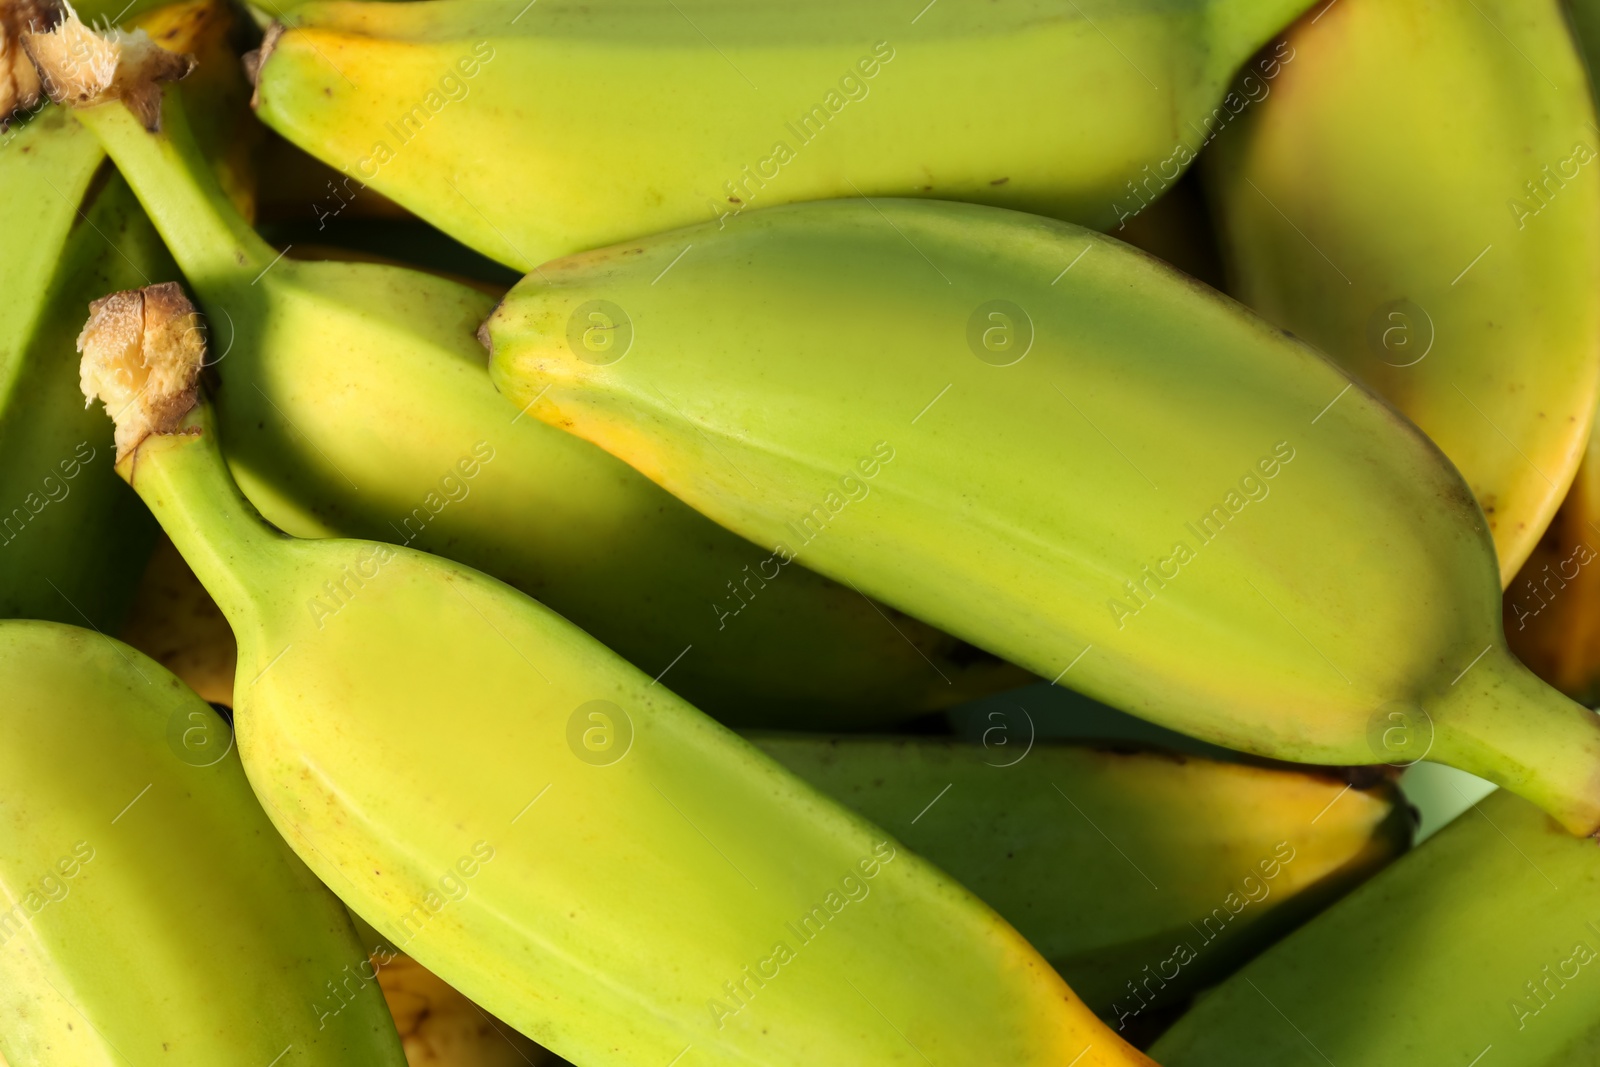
[
  {"xmin": 0, "ymin": 108, "xmax": 161, "ymax": 629},
  {"xmin": 1201, "ymin": 0, "xmax": 1600, "ymax": 584},
  {"xmin": 63, "ymin": 79, "xmax": 1022, "ymax": 723},
  {"xmin": 1150, "ymin": 788, "xmax": 1600, "ymax": 1065},
  {"xmin": 750, "ymin": 734, "xmax": 1410, "ymax": 1024},
  {"xmin": 483, "ymin": 197, "xmax": 1600, "ymax": 834},
  {"xmin": 249, "ymin": 0, "xmax": 1316, "ymax": 270},
  {"xmin": 0, "ymin": 619, "xmax": 405, "ymax": 1065},
  {"xmin": 92, "ymin": 394, "xmax": 1153, "ymax": 1066}
]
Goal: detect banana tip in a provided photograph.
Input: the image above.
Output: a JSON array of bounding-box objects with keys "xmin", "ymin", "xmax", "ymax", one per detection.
[
  {"xmin": 78, "ymin": 281, "xmax": 206, "ymax": 461},
  {"xmin": 240, "ymin": 21, "xmax": 281, "ymax": 109},
  {"xmin": 22, "ymin": 4, "xmax": 195, "ymax": 131}
]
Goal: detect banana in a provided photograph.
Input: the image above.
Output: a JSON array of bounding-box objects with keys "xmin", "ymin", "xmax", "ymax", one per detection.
[
  {"xmin": 482, "ymin": 196, "xmax": 1600, "ymax": 835},
  {"xmin": 245, "ymin": 0, "xmax": 1315, "ymax": 271},
  {"xmin": 1498, "ymin": 0, "xmax": 1600, "ymax": 702},
  {"xmin": 0, "ymin": 619, "xmax": 405, "ymax": 1064},
  {"xmin": 74, "ymin": 286, "xmax": 1156, "ymax": 1067},
  {"xmin": 1149, "ymin": 788, "xmax": 1600, "ymax": 1064},
  {"xmin": 751, "ymin": 734, "xmax": 1409, "ymax": 1027},
  {"xmin": 1201, "ymin": 0, "xmax": 1600, "ymax": 583},
  {"xmin": 25, "ymin": 20, "xmax": 1023, "ymax": 725},
  {"xmin": 0, "ymin": 0, "xmax": 255, "ymax": 631},
  {"xmin": 0, "ymin": 103, "xmax": 159, "ymax": 630}
]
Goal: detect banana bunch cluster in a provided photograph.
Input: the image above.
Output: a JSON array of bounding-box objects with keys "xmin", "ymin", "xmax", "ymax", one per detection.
[{"xmin": 4, "ymin": 0, "xmax": 1600, "ymax": 1063}]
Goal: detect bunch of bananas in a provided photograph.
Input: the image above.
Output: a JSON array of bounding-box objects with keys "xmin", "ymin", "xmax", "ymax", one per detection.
[{"xmin": 4, "ymin": 0, "xmax": 1600, "ymax": 1062}]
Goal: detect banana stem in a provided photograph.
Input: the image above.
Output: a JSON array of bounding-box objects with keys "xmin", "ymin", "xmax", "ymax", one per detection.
[
  {"xmin": 121, "ymin": 402, "xmax": 288, "ymax": 628},
  {"xmin": 1428, "ymin": 650, "xmax": 1600, "ymax": 835},
  {"xmin": 72, "ymin": 88, "xmax": 275, "ymax": 286}
]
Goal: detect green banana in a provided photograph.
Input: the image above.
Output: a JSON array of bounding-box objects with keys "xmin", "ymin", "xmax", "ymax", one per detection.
[
  {"xmin": 27, "ymin": 16, "xmax": 1023, "ymax": 725},
  {"xmin": 246, "ymin": 0, "xmax": 1315, "ymax": 271},
  {"xmin": 482, "ymin": 196, "xmax": 1600, "ymax": 835},
  {"xmin": 0, "ymin": 619, "xmax": 405, "ymax": 1064},
  {"xmin": 0, "ymin": 0, "xmax": 261, "ymax": 631},
  {"xmin": 1201, "ymin": 0, "xmax": 1600, "ymax": 583},
  {"xmin": 0, "ymin": 104, "xmax": 159, "ymax": 629},
  {"xmin": 1149, "ymin": 788, "xmax": 1600, "ymax": 1065},
  {"xmin": 74, "ymin": 290, "xmax": 1157, "ymax": 1067},
  {"xmin": 751, "ymin": 734, "xmax": 1410, "ymax": 1027}
]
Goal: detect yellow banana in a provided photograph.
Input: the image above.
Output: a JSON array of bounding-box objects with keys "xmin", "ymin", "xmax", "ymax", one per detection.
[
  {"xmin": 482, "ymin": 196, "xmax": 1600, "ymax": 835},
  {"xmin": 24, "ymin": 14, "xmax": 1023, "ymax": 724},
  {"xmin": 753, "ymin": 734, "xmax": 1409, "ymax": 1029},
  {"xmin": 247, "ymin": 0, "xmax": 1315, "ymax": 270},
  {"xmin": 0, "ymin": 619, "xmax": 405, "ymax": 1064},
  {"xmin": 73, "ymin": 281, "xmax": 1155, "ymax": 1066},
  {"xmin": 1201, "ymin": 0, "xmax": 1600, "ymax": 582},
  {"xmin": 1498, "ymin": 0, "xmax": 1600, "ymax": 702}
]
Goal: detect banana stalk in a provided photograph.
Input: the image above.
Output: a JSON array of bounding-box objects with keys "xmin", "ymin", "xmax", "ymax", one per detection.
[
  {"xmin": 1150, "ymin": 788, "xmax": 1600, "ymax": 1064},
  {"xmin": 23, "ymin": 14, "xmax": 1024, "ymax": 724},
  {"xmin": 1202, "ymin": 0, "xmax": 1600, "ymax": 582},
  {"xmin": 752, "ymin": 735, "xmax": 1410, "ymax": 1025},
  {"xmin": 74, "ymin": 282, "xmax": 1156, "ymax": 1066},
  {"xmin": 0, "ymin": 619, "xmax": 405, "ymax": 1064},
  {"xmin": 246, "ymin": 0, "xmax": 1316, "ymax": 270},
  {"xmin": 482, "ymin": 196, "xmax": 1600, "ymax": 835}
]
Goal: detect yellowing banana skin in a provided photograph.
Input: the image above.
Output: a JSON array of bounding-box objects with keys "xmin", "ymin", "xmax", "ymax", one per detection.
[
  {"xmin": 752, "ymin": 735, "xmax": 1409, "ymax": 1025},
  {"xmin": 94, "ymin": 391, "xmax": 1154, "ymax": 1066},
  {"xmin": 46, "ymin": 62, "xmax": 1023, "ymax": 724},
  {"xmin": 1203, "ymin": 0, "xmax": 1600, "ymax": 583},
  {"xmin": 1149, "ymin": 789, "xmax": 1600, "ymax": 1065},
  {"xmin": 483, "ymin": 197, "xmax": 1600, "ymax": 835},
  {"xmin": 249, "ymin": 0, "xmax": 1316, "ymax": 270},
  {"xmin": 0, "ymin": 620, "xmax": 405, "ymax": 1065}
]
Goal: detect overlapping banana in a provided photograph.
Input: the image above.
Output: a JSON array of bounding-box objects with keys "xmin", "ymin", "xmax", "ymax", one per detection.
[
  {"xmin": 245, "ymin": 0, "xmax": 1316, "ymax": 270},
  {"xmin": 754, "ymin": 735, "xmax": 1409, "ymax": 1024},
  {"xmin": 1202, "ymin": 0, "xmax": 1600, "ymax": 583},
  {"xmin": 23, "ymin": 11, "xmax": 1022, "ymax": 724},
  {"xmin": 73, "ymin": 285, "xmax": 1155, "ymax": 1066},
  {"xmin": 0, "ymin": 0, "xmax": 256, "ymax": 631},
  {"xmin": 482, "ymin": 197, "xmax": 1600, "ymax": 834},
  {"xmin": 1500, "ymin": 0, "xmax": 1600, "ymax": 702},
  {"xmin": 0, "ymin": 619, "xmax": 405, "ymax": 1064},
  {"xmin": 0, "ymin": 103, "xmax": 158, "ymax": 629},
  {"xmin": 1150, "ymin": 788, "xmax": 1600, "ymax": 1064}
]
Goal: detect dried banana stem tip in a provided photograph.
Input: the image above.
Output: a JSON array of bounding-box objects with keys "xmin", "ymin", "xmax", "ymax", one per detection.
[
  {"xmin": 22, "ymin": 2, "xmax": 194, "ymax": 130},
  {"xmin": 0, "ymin": 0, "xmax": 62, "ymax": 121},
  {"xmin": 78, "ymin": 282, "xmax": 206, "ymax": 460}
]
